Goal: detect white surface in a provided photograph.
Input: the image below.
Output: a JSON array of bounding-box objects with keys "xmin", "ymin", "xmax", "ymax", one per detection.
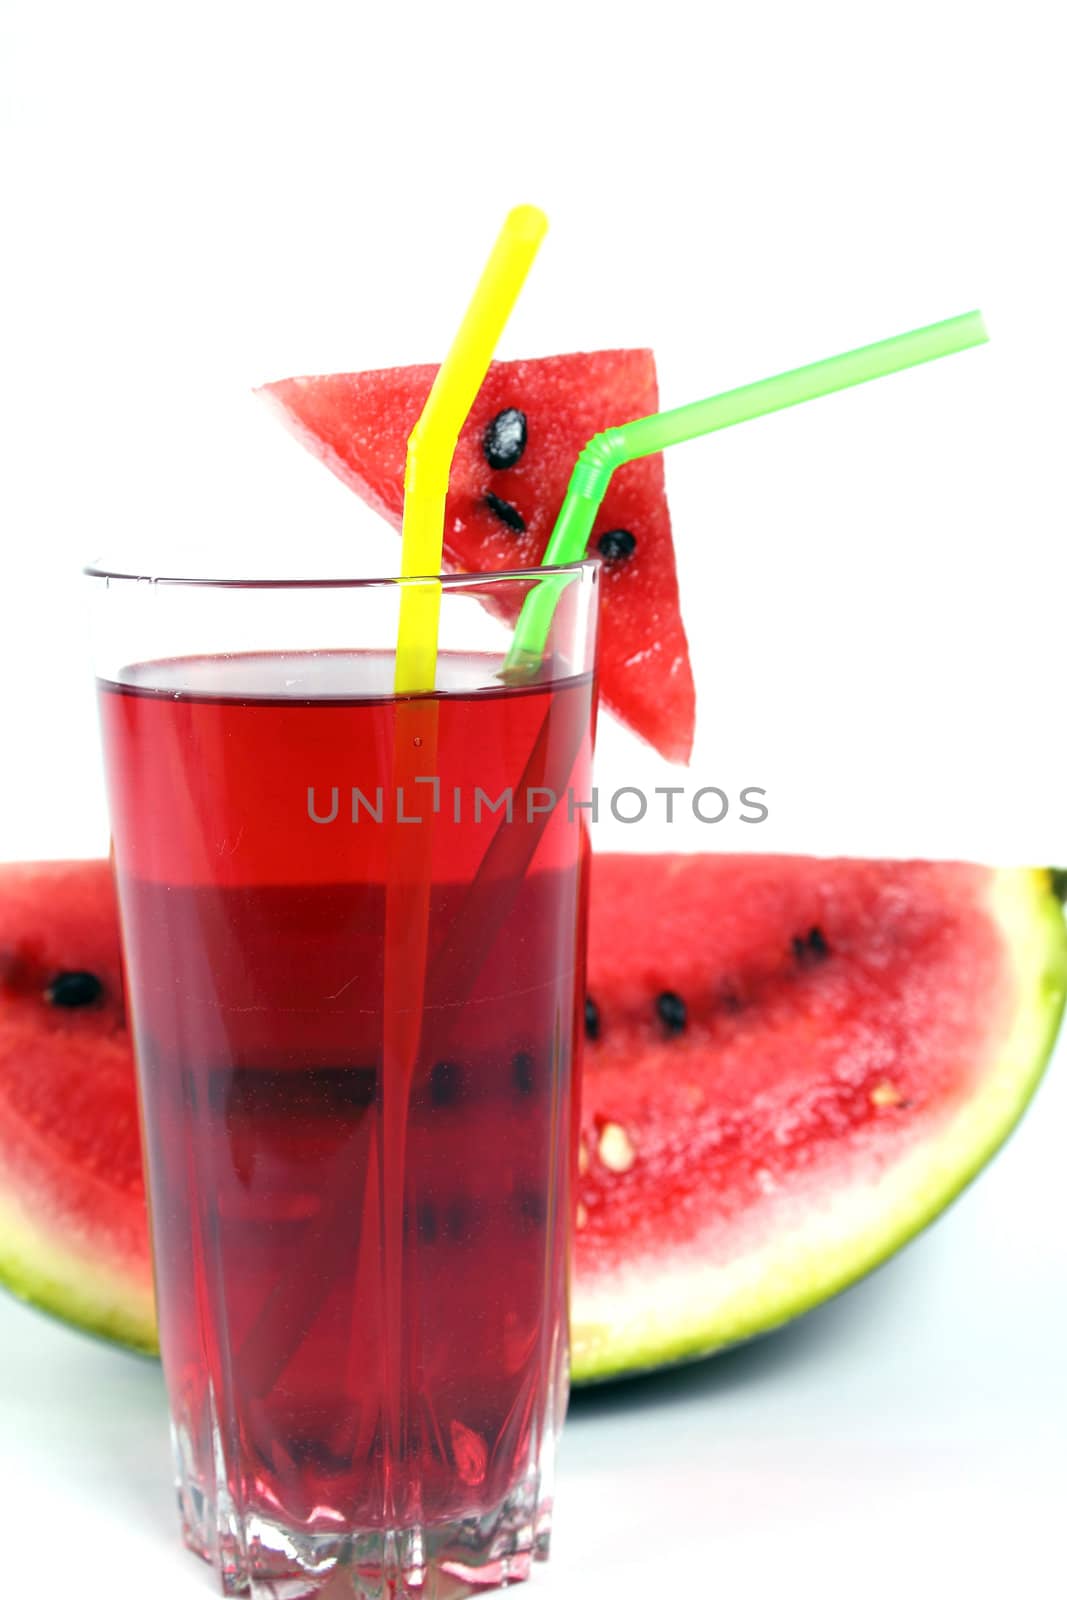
[
  {"xmin": 1, "ymin": 3, "xmax": 1066, "ymax": 1598},
  {"xmin": 1, "ymin": 1, "xmax": 1065, "ymax": 866},
  {"xmin": 2, "ymin": 1035, "xmax": 1064, "ymax": 1600}
]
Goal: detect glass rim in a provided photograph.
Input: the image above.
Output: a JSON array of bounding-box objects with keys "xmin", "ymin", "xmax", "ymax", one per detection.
[{"xmin": 83, "ymin": 559, "xmax": 599, "ymax": 591}]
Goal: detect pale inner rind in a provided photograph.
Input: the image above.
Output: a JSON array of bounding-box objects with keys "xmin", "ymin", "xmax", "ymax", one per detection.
[{"xmin": 0, "ymin": 1184, "xmax": 156, "ymax": 1353}]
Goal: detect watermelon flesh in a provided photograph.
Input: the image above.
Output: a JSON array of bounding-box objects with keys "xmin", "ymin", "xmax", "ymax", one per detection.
[
  {"xmin": 577, "ymin": 855, "xmax": 1067, "ymax": 1377},
  {"xmin": 0, "ymin": 856, "xmax": 1063, "ymax": 1382},
  {"xmin": 0, "ymin": 861, "xmax": 154, "ymax": 1351},
  {"xmin": 259, "ymin": 351, "xmax": 696, "ymax": 764}
]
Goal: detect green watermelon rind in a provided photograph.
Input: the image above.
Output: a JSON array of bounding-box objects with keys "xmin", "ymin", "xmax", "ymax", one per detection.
[
  {"xmin": 0, "ymin": 1189, "xmax": 157, "ymax": 1355},
  {"xmin": 570, "ymin": 866, "xmax": 1067, "ymax": 1384}
]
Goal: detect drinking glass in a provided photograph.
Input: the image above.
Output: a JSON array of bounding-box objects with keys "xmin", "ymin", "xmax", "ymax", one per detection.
[{"xmin": 88, "ymin": 563, "xmax": 598, "ymax": 1599}]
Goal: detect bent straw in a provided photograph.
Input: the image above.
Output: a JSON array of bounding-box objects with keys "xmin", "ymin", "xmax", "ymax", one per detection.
[
  {"xmin": 379, "ymin": 205, "xmax": 547, "ymax": 1523},
  {"xmin": 506, "ymin": 310, "xmax": 988, "ymax": 669},
  {"xmin": 386, "ymin": 201, "xmax": 549, "ymax": 1127},
  {"xmin": 388, "ymin": 200, "xmax": 549, "ymax": 1076},
  {"xmin": 243, "ymin": 212, "xmax": 552, "ymax": 1441},
  {"xmin": 395, "ymin": 203, "xmax": 548, "ymax": 692}
]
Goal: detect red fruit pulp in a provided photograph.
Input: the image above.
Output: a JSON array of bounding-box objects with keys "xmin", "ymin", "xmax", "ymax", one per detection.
[{"xmin": 261, "ymin": 350, "xmax": 695, "ymax": 763}]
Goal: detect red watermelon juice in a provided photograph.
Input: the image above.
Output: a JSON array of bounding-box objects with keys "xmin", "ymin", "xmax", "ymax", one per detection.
[{"xmin": 96, "ymin": 644, "xmax": 594, "ymax": 1595}]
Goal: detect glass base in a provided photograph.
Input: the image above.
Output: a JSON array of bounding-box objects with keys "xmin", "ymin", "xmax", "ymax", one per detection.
[{"xmin": 178, "ymin": 1455, "xmax": 552, "ymax": 1598}]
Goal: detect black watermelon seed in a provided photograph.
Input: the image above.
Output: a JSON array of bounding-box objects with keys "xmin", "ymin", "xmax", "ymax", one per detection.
[
  {"xmin": 512, "ymin": 1051, "xmax": 537, "ymax": 1095},
  {"xmin": 485, "ymin": 492, "xmax": 526, "ymax": 533},
  {"xmin": 430, "ymin": 1060, "xmax": 465, "ymax": 1107},
  {"xmin": 284, "ymin": 1436, "xmax": 352, "ymax": 1473},
  {"xmin": 584, "ymin": 996, "xmax": 600, "ymax": 1041},
  {"xmin": 482, "ymin": 407, "xmax": 527, "ymax": 470},
  {"xmin": 416, "ymin": 1201, "xmax": 438, "ymax": 1243},
  {"xmin": 46, "ymin": 970, "xmax": 104, "ymax": 1007},
  {"xmin": 216, "ymin": 1065, "xmax": 377, "ymax": 1117},
  {"xmin": 515, "ymin": 1187, "xmax": 547, "ymax": 1227},
  {"xmin": 596, "ymin": 528, "xmax": 637, "ymax": 561},
  {"xmin": 656, "ymin": 991, "xmax": 687, "ymax": 1033},
  {"xmin": 444, "ymin": 1197, "xmax": 476, "ymax": 1242},
  {"xmin": 792, "ymin": 926, "xmax": 831, "ymax": 967}
]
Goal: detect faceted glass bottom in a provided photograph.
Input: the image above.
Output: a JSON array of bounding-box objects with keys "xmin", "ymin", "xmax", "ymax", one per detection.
[
  {"xmin": 175, "ymin": 1416, "xmax": 557, "ymax": 1599},
  {"xmin": 181, "ymin": 1481, "xmax": 551, "ymax": 1598}
]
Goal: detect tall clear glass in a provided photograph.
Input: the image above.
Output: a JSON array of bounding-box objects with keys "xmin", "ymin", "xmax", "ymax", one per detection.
[{"xmin": 87, "ymin": 564, "xmax": 599, "ymax": 1599}]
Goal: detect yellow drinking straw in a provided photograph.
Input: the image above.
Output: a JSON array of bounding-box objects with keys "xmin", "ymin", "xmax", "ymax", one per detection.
[
  {"xmin": 394, "ymin": 203, "xmax": 548, "ymax": 691},
  {"xmin": 378, "ymin": 208, "xmax": 548, "ymax": 1521}
]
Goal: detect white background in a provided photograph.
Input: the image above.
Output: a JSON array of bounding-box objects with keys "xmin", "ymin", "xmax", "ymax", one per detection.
[{"xmin": 1, "ymin": 3, "xmax": 1065, "ymax": 1597}]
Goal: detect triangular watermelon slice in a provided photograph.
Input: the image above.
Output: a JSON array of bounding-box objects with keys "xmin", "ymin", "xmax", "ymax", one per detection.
[{"xmin": 260, "ymin": 351, "xmax": 695, "ymax": 764}]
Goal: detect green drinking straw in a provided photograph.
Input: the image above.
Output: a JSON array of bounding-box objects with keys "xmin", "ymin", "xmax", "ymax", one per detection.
[{"xmin": 506, "ymin": 310, "xmax": 988, "ymax": 670}]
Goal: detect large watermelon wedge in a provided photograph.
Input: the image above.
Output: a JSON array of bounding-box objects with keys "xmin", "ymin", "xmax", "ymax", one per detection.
[
  {"xmin": 0, "ymin": 856, "xmax": 1063, "ymax": 1381},
  {"xmin": 259, "ymin": 351, "xmax": 695, "ymax": 764},
  {"xmin": 576, "ymin": 855, "xmax": 1067, "ymax": 1378}
]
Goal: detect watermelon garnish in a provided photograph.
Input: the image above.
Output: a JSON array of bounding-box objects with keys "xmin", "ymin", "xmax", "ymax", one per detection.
[
  {"xmin": 1, "ymin": 856, "xmax": 1063, "ymax": 1380},
  {"xmin": 259, "ymin": 351, "xmax": 696, "ymax": 764}
]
